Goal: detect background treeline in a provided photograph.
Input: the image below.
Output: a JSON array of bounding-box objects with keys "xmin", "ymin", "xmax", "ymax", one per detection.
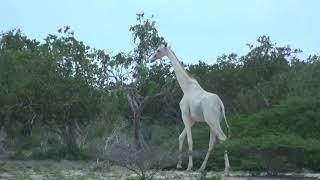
[{"xmin": 1, "ymin": 14, "xmax": 320, "ymax": 172}]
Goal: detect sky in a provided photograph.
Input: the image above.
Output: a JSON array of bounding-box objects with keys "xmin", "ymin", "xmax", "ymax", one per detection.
[{"xmin": 1, "ymin": 0, "xmax": 319, "ymax": 64}]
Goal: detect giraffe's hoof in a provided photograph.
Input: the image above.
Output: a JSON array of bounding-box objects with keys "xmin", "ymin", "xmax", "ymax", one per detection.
[
  {"xmin": 198, "ymin": 167, "xmax": 205, "ymax": 172},
  {"xmin": 199, "ymin": 164, "xmax": 206, "ymax": 172},
  {"xmin": 186, "ymin": 167, "xmax": 193, "ymax": 171},
  {"xmin": 176, "ymin": 164, "xmax": 182, "ymax": 169}
]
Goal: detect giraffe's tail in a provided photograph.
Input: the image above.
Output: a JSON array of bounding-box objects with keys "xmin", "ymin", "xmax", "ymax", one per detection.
[{"xmin": 219, "ymin": 99, "xmax": 231, "ymax": 138}]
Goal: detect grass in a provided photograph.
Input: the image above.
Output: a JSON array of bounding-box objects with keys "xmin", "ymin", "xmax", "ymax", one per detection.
[
  {"xmin": 1, "ymin": 160, "xmax": 318, "ymax": 179},
  {"xmin": 0, "ymin": 160, "xmax": 227, "ymax": 180},
  {"xmin": 0, "ymin": 160, "xmax": 109, "ymax": 180}
]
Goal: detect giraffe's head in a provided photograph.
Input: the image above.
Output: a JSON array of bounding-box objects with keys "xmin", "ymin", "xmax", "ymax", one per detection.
[{"xmin": 150, "ymin": 42, "xmax": 170, "ymax": 61}]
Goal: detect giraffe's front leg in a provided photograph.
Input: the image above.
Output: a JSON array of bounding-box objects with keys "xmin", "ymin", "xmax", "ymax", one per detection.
[
  {"xmin": 180, "ymin": 109, "xmax": 193, "ymax": 171},
  {"xmin": 185, "ymin": 126, "xmax": 193, "ymax": 171},
  {"xmin": 177, "ymin": 128, "xmax": 186, "ymax": 169}
]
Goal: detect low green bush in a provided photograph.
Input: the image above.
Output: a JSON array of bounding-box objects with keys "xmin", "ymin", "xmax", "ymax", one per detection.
[{"xmin": 230, "ymin": 96, "xmax": 320, "ymax": 138}]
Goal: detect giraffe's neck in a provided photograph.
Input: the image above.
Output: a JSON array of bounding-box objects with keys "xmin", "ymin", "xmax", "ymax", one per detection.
[{"xmin": 166, "ymin": 49, "xmax": 200, "ymax": 93}]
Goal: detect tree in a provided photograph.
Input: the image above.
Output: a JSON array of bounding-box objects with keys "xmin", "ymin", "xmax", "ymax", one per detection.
[
  {"xmin": 234, "ymin": 35, "xmax": 301, "ymax": 114},
  {"xmin": 122, "ymin": 13, "xmax": 165, "ymax": 149},
  {"xmin": 0, "ymin": 29, "xmax": 42, "ymax": 135},
  {"xmin": 0, "ymin": 28, "xmax": 113, "ymax": 146},
  {"xmin": 36, "ymin": 27, "xmax": 112, "ymax": 146}
]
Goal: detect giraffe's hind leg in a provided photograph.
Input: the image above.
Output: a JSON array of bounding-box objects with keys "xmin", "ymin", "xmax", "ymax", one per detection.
[
  {"xmin": 199, "ymin": 101, "xmax": 226, "ymax": 171},
  {"xmin": 199, "ymin": 128, "xmax": 216, "ymax": 171},
  {"xmin": 201, "ymin": 101, "xmax": 226, "ymax": 141}
]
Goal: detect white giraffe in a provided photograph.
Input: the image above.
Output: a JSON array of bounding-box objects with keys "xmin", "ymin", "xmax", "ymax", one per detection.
[{"xmin": 151, "ymin": 42, "xmax": 230, "ymax": 171}]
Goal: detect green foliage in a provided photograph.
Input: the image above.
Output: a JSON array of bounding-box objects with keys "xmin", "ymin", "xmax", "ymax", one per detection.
[
  {"xmin": 206, "ymin": 176, "xmax": 222, "ymax": 180},
  {"xmin": 142, "ymin": 120, "xmax": 178, "ymax": 148},
  {"xmin": 0, "ymin": 27, "xmax": 112, "ymax": 145},
  {"xmin": 5, "ymin": 125, "xmax": 90, "ymax": 160},
  {"xmin": 129, "ymin": 13, "xmax": 164, "ymax": 91},
  {"xmin": 231, "ymin": 96, "xmax": 320, "ymax": 138},
  {"xmin": 221, "ymin": 135, "xmax": 320, "ymax": 172}
]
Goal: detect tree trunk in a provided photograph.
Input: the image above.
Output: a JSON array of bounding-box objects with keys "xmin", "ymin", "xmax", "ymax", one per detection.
[
  {"xmin": 127, "ymin": 91, "xmax": 148, "ymax": 150},
  {"xmin": 61, "ymin": 120, "xmax": 81, "ymax": 146}
]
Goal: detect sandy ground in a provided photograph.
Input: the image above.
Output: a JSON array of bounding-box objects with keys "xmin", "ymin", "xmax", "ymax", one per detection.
[{"xmin": 0, "ymin": 160, "xmax": 319, "ymax": 180}]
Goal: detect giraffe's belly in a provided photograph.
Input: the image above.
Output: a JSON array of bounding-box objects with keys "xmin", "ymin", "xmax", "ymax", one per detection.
[
  {"xmin": 189, "ymin": 99, "xmax": 205, "ymax": 122},
  {"xmin": 182, "ymin": 90, "xmax": 207, "ymax": 122}
]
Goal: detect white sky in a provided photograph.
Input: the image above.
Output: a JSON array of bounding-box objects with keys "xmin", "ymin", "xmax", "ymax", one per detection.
[{"xmin": 1, "ymin": 0, "xmax": 319, "ymax": 63}]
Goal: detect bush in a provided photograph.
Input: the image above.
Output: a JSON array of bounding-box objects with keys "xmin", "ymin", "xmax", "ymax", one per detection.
[
  {"xmin": 6, "ymin": 124, "xmax": 92, "ymax": 160},
  {"xmin": 230, "ymin": 96, "xmax": 320, "ymax": 138},
  {"xmin": 105, "ymin": 143, "xmax": 179, "ymax": 180},
  {"xmin": 221, "ymin": 135, "xmax": 320, "ymax": 172}
]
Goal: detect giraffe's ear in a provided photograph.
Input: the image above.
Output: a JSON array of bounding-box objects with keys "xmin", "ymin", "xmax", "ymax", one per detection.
[{"xmin": 164, "ymin": 41, "xmax": 168, "ymax": 47}]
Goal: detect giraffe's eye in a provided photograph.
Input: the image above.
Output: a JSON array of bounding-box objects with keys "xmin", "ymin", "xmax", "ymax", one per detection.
[{"xmin": 157, "ymin": 50, "xmax": 160, "ymax": 53}]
